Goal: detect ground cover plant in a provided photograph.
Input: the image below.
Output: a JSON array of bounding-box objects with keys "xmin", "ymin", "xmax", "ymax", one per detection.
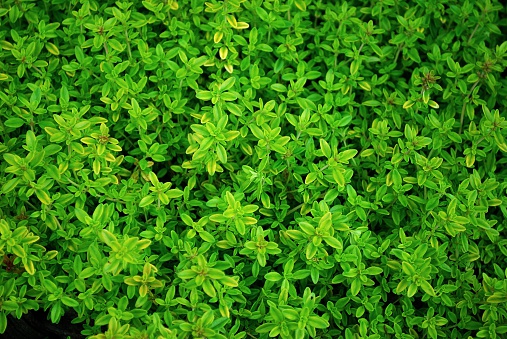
[{"xmin": 0, "ymin": 0, "xmax": 507, "ymax": 338}]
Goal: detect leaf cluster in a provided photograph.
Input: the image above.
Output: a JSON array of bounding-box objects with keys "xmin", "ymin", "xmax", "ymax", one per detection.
[{"xmin": 0, "ymin": 0, "xmax": 507, "ymax": 339}]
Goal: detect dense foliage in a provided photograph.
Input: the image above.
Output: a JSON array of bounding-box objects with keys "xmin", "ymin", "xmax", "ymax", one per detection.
[{"xmin": 1, "ymin": 0, "xmax": 507, "ymax": 338}]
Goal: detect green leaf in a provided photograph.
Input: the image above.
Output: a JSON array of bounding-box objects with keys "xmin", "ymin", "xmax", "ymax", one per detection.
[
  {"xmin": 216, "ymin": 144, "xmax": 228, "ymax": 163},
  {"xmin": 269, "ymin": 303, "xmax": 284, "ymax": 322},
  {"xmin": 1, "ymin": 301, "xmax": 18, "ymax": 312},
  {"xmin": 2, "ymin": 178, "xmax": 20, "ymax": 193},
  {"xmin": 350, "ymin": 59, "xmax": 360, "ymax": 75},
  {"xmin": 350, "ymin": 278, "xmax": 361, "ymax": 296},
  {"xmin": 407, "ymin": 283, "xmax": 418, "ymax": 297},
  {"xmin": 235, "ymin": 218, "xmax": 246, "ymax": 235},
  {"xmin": 487, "ymin": 292, "xmax": 507, "ymax": 303},
  {"xmin": 12, "ymin": 244, "xmax": 26, "ymax": 258},
  {"xmin": 249, "ymin": 124, "xmax": 264, "ymax": 139},
  {"xmin": 396, "ymin": 279, "xmax": 409, "ymax": 294},
  {"xmin": 43, "ymin": 279, "xmax": 58, "ymax": 293},
  {"xmin": 79, "ymin": 267, "xmax": 95, "ymax": 279},
  {"xmin": 256, "ymin": 44, "xmax": 273, "ymax": 52},
  {"xmin": 362, "ymin": 100, "xmax": 381, "ymax": 107},
  {"xmin": 402, "ymin": 262, "xmax": 416, "ymax": 276},
  {"xmin": 139, "ymin": 195, "xmax": 155, "ymax": 207},
  {"xmin": 363, "ymin": 267, "xmax": 383, "ymax": 275},
  {"xmin": 61, "ymin": 296, "xmax": 80, "ymax": 307},
  {"xmin": 0, "ymin": 312, "xmax": 7, "ymax": 334},
  {"xmin": 220, "ymin": 77, "xmax": 236, "ymax": 92},
  {"xmin": 407, "ymin": 47, "xmax": 421, "ymax": 63},
  {"xmin": 332, "ymin": 168, "xmax": 345, "ymax": 186},
  {"xmin": 256, "ymin": 323, "xmax": 277, "ymax": 333},
  {"xmin": 265, "ymin": 272, "xmax": 283, "ymax": 282},
  {"xmin": 219, "ymin": 276, "xmax": 238, "ymax": 287},
  {"xmin": 199, "ymin": 231, "xmax": 215, "ymax": 243},
  {"xmin": 308, "ymin": 315, "xmax": 329, "ymax": 329},
  {"xmin": 337, "ymin": 149, "xmax": 358, "ymax": 162},
  {"xmin": 99, "ymin": 229, "xmax": 117, "ymax": 247},
  {"xmin": 202, "ymin": 279, "xmax": 216, "ymax": 298},
  {"xmin": 271, "ymin": 83, "xmax": 287, "ymax": 92},
  {"xmin": 225, "ymin": 103, "xmax": 243, "ymax": 116},
  {"xmin": 306, "ymin": 128, "xmax": 323, "ymax": 136},
  {"xmin": 178, "ymin": 270, "xmax": 197, "ymax": 279},
  {"xmin": 35, "ymin": 189, "xmax": 52, "ymax": 205},
  {"xmin": 180, "ymin": 214, "xmax": 193, "ymax": 226},
  {"xmin": 221, "ymin": 92, "xmax": 238, "ymax": 101},
  {"xmin": 4, "ymin": 118, "xmax": 25, "ymax": 128},
  {"xmin": 166, "ymin": 189, "xmax": 184, "ymax": 199},
  {"xmin": 323, "ymin": 236, "xmax": 343, "ymax": 250},
  {"xmin": 108, "ymin": 39, "xmax": 124, "ymax": 52},
  {"xmin": 419, "ymin": 280, "xmax": 436, "ymax": 296},
  {"xmin": 196, "ymin": 91, "xmax": 212, "ymax": 101},
  {"xmin": 74, "ymin": 208, "xmax": 90, "ymax": 224},
  {"xmin": 46, "ymin": 164, "xmax": 61, "ymax": 180},
  {"xmin": 255, "ymin": 6, "xmax": 269, "ymax": 21},
  {"xmin": 292, "ymin": 270, "xmax": 310, "ymax": 280},
  {"xmin": 320, "ymin": 139, "xmax": 331, "ymax": 158}
]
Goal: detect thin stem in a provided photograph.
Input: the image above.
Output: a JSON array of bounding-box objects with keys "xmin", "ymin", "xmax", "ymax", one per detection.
[
  {"xmin": 103, "ymin": 42, "xmax": 109, "ymax": 57},
  {"xmin": 31, "ymin": 65, "xmax": 44, "ymax": 76},
  {"xmin": 357, "ymin": 43, "xmax": 365, "ymax": 56},
  {"xmin": 467, "ymin": 22, "xmax": 481, "ymax": 45},
  {"xmin": 116, "ymin": 129, "xmax": 135, "ymax": 148},
  {"xmin": 393, "ymin": 44, "xmax": 403, "ymax": 64},
  {"xmin": 337, "ymin": 21, "xmax": 343, "ymax": 33},
  {"xmin": 459, "ymin": 80, "xmax": 479, "ymax": 134},
  {"xmin": 296, "ymin": 131, "xmax": 302, "ymax": 140},
  {"xmin": 64, "ymin": 177, "xmax": 80, "ymax": 186},
  {"xmin": 72, "ymin": 168, "xmax": 80, "ymax": 182},
  {"xmin": 124, "ymin": 28, "xmax": 132, "ymax": 61},
  {"xmin": 57, "ymin": 183, "xmax": 72, "ymax": 194},
  {"xmin": 25, "ymin": 200, "xmax": 38, "ymax": 210},
  {"xmin": 93, "ymin": 192, "xmax": 127, "ymax": 204},
  {"xmin": 476, "ymin": 136, "xmax": 486, "ymax": 146},
  {"xmin": 287, "ymin": 203, "xmax": 304, "ymax": 216},
  {"xmin": 467, "ymin": 12, "xmax": 485, "ymax": 45}
]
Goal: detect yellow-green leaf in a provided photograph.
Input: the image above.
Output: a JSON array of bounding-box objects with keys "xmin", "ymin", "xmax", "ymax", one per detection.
[{"xmin": 46, "ymin": 42, "xmax": 60, "ymax": 55}]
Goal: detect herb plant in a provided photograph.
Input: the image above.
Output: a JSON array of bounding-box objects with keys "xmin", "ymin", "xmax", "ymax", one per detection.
[{"xmin": 1, "ymin": 0, "xmax": 507, "ymax": 339}]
